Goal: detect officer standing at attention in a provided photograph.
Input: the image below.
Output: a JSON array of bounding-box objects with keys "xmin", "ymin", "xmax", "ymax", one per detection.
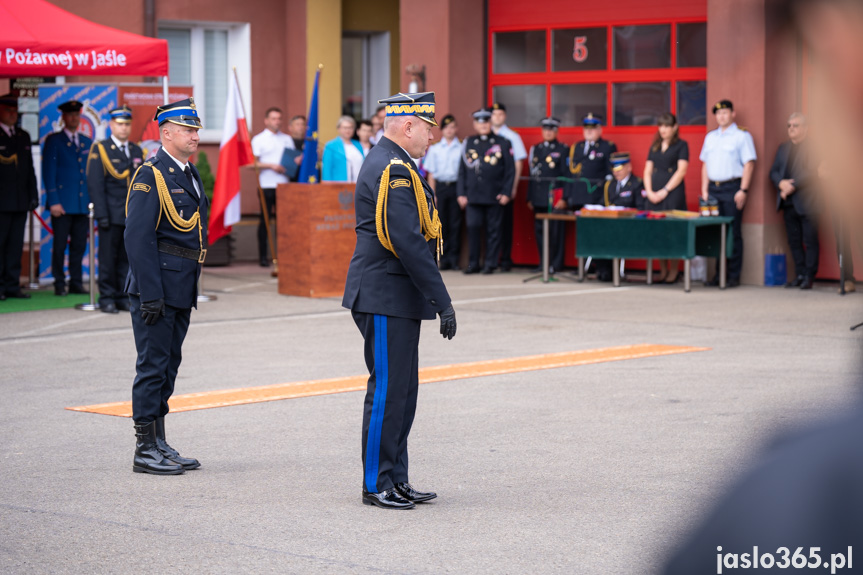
[
  {"xmin": 424, "ymin": 113, "xmax": 463, "ymax": 270},
  {"xmin": 457, "ymin": 109, "xmax": 515, "ymax": 274},
  {"xmin": 490, "ymin": 102, "xmax": 527, "ymax": 272},
  {"xmin": 343, "ymin": 91, "xmax": 457, "ymax": 510},
  {"xmin": 699, "ymin": 99, "xmax": 757, "ymax": 287},
  {"xmin": 0, "ymin": 93, "xmax": 38, "ymax": 301},
  {"xmin": 87, "ymin": 105, "xmax": 144, "ymax": 313},
  {"xmin": 125, "ymin": 98, "xmax": 207, "ymax": 475},
  {"xmin": 526, "ymin": 116, "xmax": 568, "ymax": 274},
  {"xmin": 561, "ymin": 113, "xmax": 617, "ymax": 281},
  {"xmin": 43, "ymin": 100, "xmax": 93, "ymax": 296}
]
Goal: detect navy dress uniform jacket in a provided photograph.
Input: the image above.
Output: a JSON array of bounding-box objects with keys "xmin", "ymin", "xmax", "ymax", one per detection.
[
  {"xmin": 769, "ymin": 140, "xmax": 818, "ymax": 216},
  {"xmin": 42, "ymin": 131, "xmax": 92, "ymax": 214},
  {"xmin": 568, "ymin": 138, "xmax": 617, "ymax": 180},
  {"xmin": 0, "ymin": 127, "xmax": 38, "ymax": 212},
  {"xmin": 343, "ymin": 136, "xmax": 450, "ymax": 320},
  {"xmin": 87, "ymin": 139, "xmax": 144, "ymax": 225},
  {"xmin": 124, "ymin": 147, "xmax": 208, "ymax": 310},
  {"xmin": 604, "ymin": 175, "xmax": 645, "ymax": 209},
  {"xmin": 456, "ymin": 134, "xmax": 516, "ymax": 205},
  {"xmin": 527, "ymin": 140, "xmax": 568, "ymax": 209}
]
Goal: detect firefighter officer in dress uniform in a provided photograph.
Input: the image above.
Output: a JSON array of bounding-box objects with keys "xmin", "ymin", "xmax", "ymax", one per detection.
[
  {"xmin": 526, "ymin": 116, "xmax": 568, "ymax": 275},
  {"xmin": 604, "ymin": 152, "xmax": 645, "ymax": 209},
  {"xmin": 559, "ymin": 113, "xmax": 618, "ymax": 280},
  {"xmin": 456, "ymin": 108, "xmax": 515, "ymax": 274},
  {"xmin": 42, "ymin": 100, "xmax": 93, "ymax": 295},
  {"xmin": 343, "ymin": 91, "xmax": 457, "ymax": 510},
  {"xmin": 0, "ymin": 93, "xmax": 38, "ymax": 300},
  {"xmin": 87, "ymin": 105, "xmax": 144, "ymax": 313},
  {"xmin": 124, "ymin": 98, "xmax": 207, "ymax": 475}
]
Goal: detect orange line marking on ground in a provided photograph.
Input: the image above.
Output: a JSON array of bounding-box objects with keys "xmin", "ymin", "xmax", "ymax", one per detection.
[{"xmin": 66, "ymin": 344, "xmax": 708, "ymax": 417}]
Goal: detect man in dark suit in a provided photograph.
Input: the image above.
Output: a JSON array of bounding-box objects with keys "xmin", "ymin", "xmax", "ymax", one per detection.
[
  {"xmin": 0, "ymin": 93, "xmax": 38, "ymax": 301},
  {"xmin": 87, "ymin": 105, "xmax": 144, "ymax": 313},
  {"xmin": 343, "ymin": 91, "xmax": 457, "ymax": 510},
  {"xmin": 43, "ymin": 100, "xmax": 93, "ymax": 295},
  {"xmin": 769, "ymin": 113, "xmax": 819, "ymax": 289},
  {"xmin": 125, "ymin": 98, "xmax": 208, "ymax": 476},
  {"xmin": 457, "ymin": 109, "xmax": 515, "ymax": 274},
  {"xmin": 562, "ymin": 113, "xmax": 617, "ymax": 209}
]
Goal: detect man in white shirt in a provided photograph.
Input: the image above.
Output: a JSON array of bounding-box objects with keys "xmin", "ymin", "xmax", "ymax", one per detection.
[
  {"xmin": 491, "ymin": 102, "xmax": 527, "ymax": 271},
  {"xmin": 699, "ymin": 99, "xmax": 757, "ymax": 287},
  {"xmin": 251, "ymin": 107, "xmax": 295, "ymax": 267},
  {"xmin": 424, "ymin": 114, "xmax": 463, "ymax": 270}
]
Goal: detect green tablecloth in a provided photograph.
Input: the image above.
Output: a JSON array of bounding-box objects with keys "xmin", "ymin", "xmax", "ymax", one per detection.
[{"xmin": 575, "ymin": 215, "xmax": 734, "ymax": 260}]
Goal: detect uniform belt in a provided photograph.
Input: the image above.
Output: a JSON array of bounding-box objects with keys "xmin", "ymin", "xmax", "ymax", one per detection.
[
  {"xmin": 158, "ymin": 241, "xmax": 207, "ymax": 264},
  {"xmin": 437, "ymin": 180, "xmax": 457, "ymax": 186},
  {"xmin": 711, "ymin": 177, "xmax": 742, "ymax": 187}
]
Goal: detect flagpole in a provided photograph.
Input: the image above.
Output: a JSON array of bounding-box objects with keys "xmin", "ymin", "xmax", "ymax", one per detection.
[{"xmin": 233, "ymin": 67, "xmax": 279, "ymax": 278}]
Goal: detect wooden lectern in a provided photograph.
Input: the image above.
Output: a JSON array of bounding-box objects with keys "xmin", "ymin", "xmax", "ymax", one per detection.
[{"xmin": 276, "ymin": 182, "xmax": 357, "ymax": 298}]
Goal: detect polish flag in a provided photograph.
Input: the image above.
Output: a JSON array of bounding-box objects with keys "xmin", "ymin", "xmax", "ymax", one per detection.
[{"xmin": 209, "ymin": 74, "xmax": 254, "ymax": 244}]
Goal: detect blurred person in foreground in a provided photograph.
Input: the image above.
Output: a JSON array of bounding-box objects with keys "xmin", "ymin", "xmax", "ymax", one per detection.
[{"xmin": 663, "ymin": 1, "xmax": 863, "ymax": 571}]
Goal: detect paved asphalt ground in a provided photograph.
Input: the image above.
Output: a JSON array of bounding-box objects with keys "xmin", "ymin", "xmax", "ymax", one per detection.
[{"xmin": 2, "ymin": 264, "xmax": 861, "ymax": 574}]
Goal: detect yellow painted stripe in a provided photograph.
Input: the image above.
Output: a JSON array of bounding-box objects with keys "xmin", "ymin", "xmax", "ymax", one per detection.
[{"xmin": 66, "ymin": 344, "xmax": 707, "ymax": 417}]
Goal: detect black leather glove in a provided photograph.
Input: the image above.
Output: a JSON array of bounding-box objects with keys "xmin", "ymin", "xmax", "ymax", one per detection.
[
  {"xmin": 439, "ymin": 305, "xmax": 456, "ymax": 340},
  {"xmin": 140, "ymin": 298, "xmax": 166, "ymax": 326},
  {"xmin": 28, "ymin": 198, "xmax": 39, "ymax": 211},
  {"xmin": 98, "ymin": 217, "xmax": 110, "ymax": 229}
]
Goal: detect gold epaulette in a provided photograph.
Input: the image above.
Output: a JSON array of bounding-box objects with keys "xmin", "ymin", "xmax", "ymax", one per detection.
[
  {"xmin": 375, "ymin": 158, "xmax": 442, "ymax": 260},
  {"xmin": 603, "ymin": 180, "xmax": 612, "ymax": 207},
  {"xmin": 91, "ymin": 141, "xmax": 131, "ymax": 181}
]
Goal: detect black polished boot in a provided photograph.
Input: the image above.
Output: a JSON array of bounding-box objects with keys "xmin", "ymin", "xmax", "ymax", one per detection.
[
  {"xmin": 394, "ymin": 482, "xmax": 437, "ymax": 503},
  {"xmin": 155, "ymin": 417, "xmax": 200, "ymax": 470},
  {"xmin": 133, "ymin": 421, "xmax": 184, "ymax": 475},
  {"xmin": 362, "ymin": 488, "xmax": 415, "ymax": 510}
]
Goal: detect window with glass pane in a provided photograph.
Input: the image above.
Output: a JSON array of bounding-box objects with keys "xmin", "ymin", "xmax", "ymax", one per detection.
[
  {"xmin": 551, "ymin": 84, "xmax": 606, "ymax": 126},
  {"xmin": 677, "ymin": 23, "xmax": 707, "ymax": 68},
  {"xmin": 492, "ymin": 85, "xmax": 546, "ymax": 127},
  {"xmin": 677, "ymin": 80, "xmax": 706, "ymax": 125},
  {"xmin": 493, "ymin": 31, "xmax": 546, "ymax": 74},
  {"xmin": 204, "ymin": 29, "xmax": 228, "ymax": 130},
  {"xmin": 552, "ymin": 28, "xmax": 607, "ymax": 72},
  {"xmin": 613, "ymin": 25, "xmax": 670, "ymax": 70},
  {"xmin": 159, "ymin": 28, "xmax": 192, "ymax": 85},
  {"xmin": 613, "ymin": 82, "xmax": 670, "ymax": 126}
]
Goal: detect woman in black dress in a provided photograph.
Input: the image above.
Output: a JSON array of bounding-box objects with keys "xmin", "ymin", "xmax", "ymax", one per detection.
[{"xmin": 644, "ymin": 113, "xmax": 690, "ymax": 283}]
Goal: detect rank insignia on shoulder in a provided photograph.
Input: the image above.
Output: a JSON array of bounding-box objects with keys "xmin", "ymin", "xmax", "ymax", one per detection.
[
  {"xmin": 88, "ymin": 153, "xmax": 98, "ymax": 160},
  {"xmin": 132, "ymin": 182, "xmax": 151, "ymax": 193},
  {"xmin": 144, "ymin": 161, "xmax": 153, "ymax": 166},
  {"xmin": 390, "ymin": 178, "xmax": 411, "ymax": 189}
]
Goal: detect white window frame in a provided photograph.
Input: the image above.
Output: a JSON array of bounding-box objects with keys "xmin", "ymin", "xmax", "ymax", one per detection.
[{"xmin": 159, "ymin": 20, "xmax": 252, "ymax": 144}]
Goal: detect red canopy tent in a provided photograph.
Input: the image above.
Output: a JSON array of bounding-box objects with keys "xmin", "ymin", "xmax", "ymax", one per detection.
[{"xmin": 0, "ymin": 0, "xmax": 168, "ymax": 90}]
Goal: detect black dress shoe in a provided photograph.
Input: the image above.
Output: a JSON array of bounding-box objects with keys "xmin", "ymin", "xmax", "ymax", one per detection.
[
  {"xmin": 530, "ymin": 266, "xmax": 542, "ymax": 273},
  {"xmin": 500, "ymin": 264, "xmax": 512, "ymax": 273},
  {"xmin": 463, "ymin": 266, "xmax": 479, "ymax": 275},
  {"xmin": 451, "ymin": 265, "xmax": 461, "ymax": 271},
  {"xmin": 100, "ymin": 301, "xmax": 119, "ymax": 314},
  {"xmin": 481, "ymin": 267, "xmax": 495, "ymax": 275},
  {"xmin": 259, "ymin": 258, "xmax": 270, "ymax": 267},
  {"xmin": 54, "ymin": 286, "xmax": 67, "ymax": 296},
  {"xmin": 68, "ymin": 285, "xmax": 88, "ymax": 294},
  {"xmin": 705, "ymin": 277, "xmax": 720, "ymax": 287},
  {"xmin": 438, "ymin": 262, "xmax": 452, "ymax": 271},
  {"xmin": 394, "ymin": 482, "xmax": 437, "ymax": 503},
  {"xmin": 6, "ymin": 291, "xmax": 30, "ymax": 299},
  {"xmin": 786, "ymin": 276, "xmax": 804, "ymax": 288},
  {"xmin": 115, "ymin": 299, "xmax": 131, "ymax": 312},
  {"xmin": 132, "ymin": 421, "xmax": 185, "ymax": 475},
  {"xmin": 727, "ymin": 277, "xmax": 741, "ymax": 288},
  {"xmin": 799, "ymin": 276, "xmax": 813, "ymax": 290},
  {"xmin": 362, "ymin": 488, "xmax": 415, "ymax": 510}
]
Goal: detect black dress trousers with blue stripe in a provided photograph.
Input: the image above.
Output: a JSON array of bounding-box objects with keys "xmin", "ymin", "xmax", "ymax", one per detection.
[
  {"xmin": 342, "ymin": 137, "xmax": 453, "ymax": 494},
  {"xmin": 353, "ymin": 312, "xmax": 421, "ymax": 492}
]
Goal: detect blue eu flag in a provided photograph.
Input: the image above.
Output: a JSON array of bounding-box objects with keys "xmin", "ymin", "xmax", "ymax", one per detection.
[{"xmin": 298, "ymin": 68, "xmax": 320, "ymax": 183}]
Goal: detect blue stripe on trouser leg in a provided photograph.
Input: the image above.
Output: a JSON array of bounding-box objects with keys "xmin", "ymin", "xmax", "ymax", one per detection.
[{"xmin": 365, "ymin": 314, "xmax": 388, "ymax": 492}]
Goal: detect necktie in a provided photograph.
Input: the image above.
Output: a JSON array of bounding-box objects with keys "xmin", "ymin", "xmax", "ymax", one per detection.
[
  {"xmin": 121, "ymin": 144, "xmax": 128, "ymax": 158},
  {"xmin": 183, "ymin": 166, "xmax": 197, "ymax": 198},
  {"xmin": 617, "ymin": 181, "xmax": 621, "ymax": 194}
]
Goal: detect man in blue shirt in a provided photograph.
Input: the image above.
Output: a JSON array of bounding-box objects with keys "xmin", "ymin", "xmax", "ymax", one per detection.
[
  {"xmin": 42, "ymin": 100, "xmax": 92, "ymax": 296},
  {"xmin": 699, "ymin": 100, "xmax": 757, "ymax": 287},
  {"xmin": 491, "ymin": 102, "xmax": 527, "ymax": 271},
  {"xmin": 424, "ymin": 114, "xmax": 463, "ymax": 270}
]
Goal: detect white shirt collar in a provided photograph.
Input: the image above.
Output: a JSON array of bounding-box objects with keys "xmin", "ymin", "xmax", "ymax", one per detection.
[
  {"xmin": 0, "ymin": 123, "xmax": 13, "ymax": 137},
  {"xmin": 719, "ymin": 122, "xmax": 738, "ymax": 134},
  {"xmin": 64, "ymin": 128, "xmax": 78, "ymax": 142},
  {"xmin": 110, "ymin": 135, "xmax": 128, "ymax": 150},
  {"xmin": 162, "ymin": 148, "xmax": 189, "ymax": 171}
]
